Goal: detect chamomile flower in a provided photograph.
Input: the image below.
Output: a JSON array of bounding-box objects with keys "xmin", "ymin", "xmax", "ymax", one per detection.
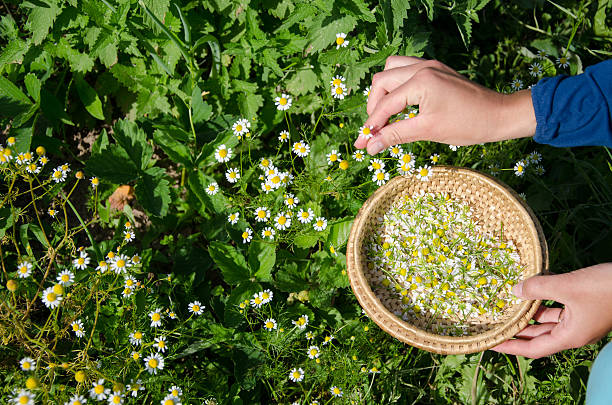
[
  {"xmin": 278, "ymin": 130, "xmax": 290, "ymax": 143},
  {"xmin": 111, "ymin": 254, "xmax": 130, "ymax": 274},
  {"xmin": 144, "ymin": 353, "xmax": 164, "ymax": 375},
  {"xmin": 261, "ymin": 226, "xmax": 275, "ymax": 240},
  {"xmin": 65, "ymin": 394, "xmax": 87, "ymax": 405},
  {"xmin": 11, "ymin": 389, "xmax": 35, "ymax": 405},
  {"xmin": 293, "ymin": 315, "xmax": 309, "ymax": 329},
  {"xmin": 335, "ymin": 32, "xmax": 348, "ymax": 49},
  {"xmin": 227, "ymin": 212, "xmax": 239, "ymax": 225},
  {"xmin": 397, "ymin": 162, "xmax": 413, "ymax": 175},
  {"xmin": 556, "ymin": 55, "xmax": 570, "ymax": 68},
  {"xmin": 330, "ymin": 75, "xmax": 345, "ymax": 87},
  {"xmin": 254, "ymin": 207, "xmax": 271, "ymax": 222},
  {"xmin": 232, "ymin": 119, "xmax": 250, "ymax": 136},
  {"xmin": 261, "ymin": 181, "xmax": 273, "ymax": 194},
  {"xmin": 90, "ymin": 379, "xmax": 109, "ymax": 401},
  {"xmin": 250, "ymin": 293, "xmax": 264, "ymax": 308},
  {"xmin": 96, "ymin": 261, "xmax": 109, "ymax": 273},
  {"xmin": 126, "ymin": 379, "xmax": 144, "ymax": 397},
  {"xmin": 274, "ymin": 212, "xmax": 291, "ymax": 230},
  {"xmin": 529, "ymin": 62, "xmax": 543, "ymax": 77},
  {"xmin": 306, "ymin": 331, "xmax": 315, "ymax": 340},
  {"xmin": 188, "ymin": 301, "xmax": 204, "ymax": 315},
  {"xmin": 51, "ymin": 166, "xmax": 67, "ymax": 183},
  {"xmin": 284, "ymin": 193, "xmax": 299, "ymax": 208},
  {"xmin": 161, "ymin": 395, "xmax": 181, "ymax": 405},
  {"xmin": 149, "ymin": 308, "xmax": 163, "ymax": 327},
  {"xmin": 17, "ymin": 261, "xmax": 33, "ymax": 278},
  {"xmin": 430, "ymin": 153, "xmax": 440, "ymax": 164},
  {"xmin": 372, "ymin": 170, "xmax": 389, "ymax": 186},
  {"xmin": 6, "ymin": 137, "xmax": 15, "ymax": 146},
  {"xmin": 73, "ymin": 255, "xmax": 90, "ymax": 270},
  {"xmin": 48, "ymin": 208, "xmax": 57, "ymax": 218},
  {"xmin": 42, "ymin": 286, "xmax": 62, "ymax": 309},
  {"xmin": 352, "ymin": 150, "xmax": 365, "ymax": 162},
  {"xmin": 224, "ymin": 168, "xmax": 240, "ymax": 183},
  {"xmin": 363, "ymin": 85, "xmax": 371, "ymax": 98},
  {"xmin": 263, "ymin": 318, "xmax": 277, "ymax": 331},
  {"xmin": 20, "ymin": 357, "xmax": 35, "ymax": 371},
  {"xmin": 129, "ymin": 331, "xmax": 144, "ymax": 345},
  {"xmin": 526, "ymin": 151, "xmax": 542, "ymax": 164},
  {"xmin": 91, "ymin": 177, "xmax": 99, "ymax": 188},
  {"xmin": 322, "ymin": 335, "xmax": 334, "ymax": 345},
  {"xmin": 331, "ymin": 83, "xmax": 347, "ymax": 99},
  {"xmin": 536, "ymin": 49, "xmax": 548, "ymax": 59},
  {"xmin": 330, "ymin": 386, "xmax": 343, "ymax": 397},
  {"xmin": 415, "ymin": 165, "xmax": 432, "ymax": 181},
  {"xmin": 123, "ymin": 230, "xmax": 135, "ymax": 242},
  {"xmin": 313, "ymin": 217, "xmax": 327, "ymax": 231},
  {"xmin": 275, "ymin": 93, "xmax": 292, "ymax": 111},
  {"xmin": 510, "ymin": 79, "xmax": 523, "ymax": 91},
  {"xmin": 288, "ymin": 368, "xmax": 304, "ymax": 382},
  {"xmin": 513, "ymin": 160, "xmax": 526, "ymax": 177},
  {"xmin": 261, "ymin": 289, "xmax": 273, "ymax": 303},
  {"xmin": 71, "ymin": 320, "xmax": 86, "ymax": 338},
  {"xmin": 215, "ymin": 145, "xmax": 232, "ymax": 163},
  {"xmin": 326, "ymin": 150, "xmax": 341, "ymax": 165},
  {"xmin": 107, "ymin": 391, "xmax": 124, "ymax": 404},
  {"xmin": 387, "ymin": 145, "xmax": 403, "ymax": 158},
  {"xmin": 242, "ymin": 228, "xmax": 253, "ymax": 243},
  {"xmin": 206, "ymin": 182, "xmax": 219, "ymax": 195},
  {"xmin": 307, "ymin": 345, "xmax": 320, "ymax": 359},
  {"xmin": 297, "ymin": 208, "xmax": 314, "ymax": 224},
  {"xmin": 534, "ymin": 165, "xmax": 545, "ymax": 176},
  {"xmin": 168, "ymin": 386, "xmax": 182, "ymax": 398},
  {"xmin": 154, "ymin": 336, "xmax": 168, "ymax": 353},
  {"xmin": 292, "ymin": 140, "xmax": 310, "ymax": 157},
  {"xmin": 25, "ymin": 163, "xmax": 40, "ymax": 174},
  {"xmin": 368, "ymin": 158, "xmax": 385, "ymax": 172},
  {"xmin": 449, "ymin": 145, "xmax": 460, "ymax": 151},
  {"xmin": 359, "ymin": 125, "xmax": 373, "ymax": 140},
  {"xmin": 57, "ymin": 270, "xmax": 74, "ymax": 286}
]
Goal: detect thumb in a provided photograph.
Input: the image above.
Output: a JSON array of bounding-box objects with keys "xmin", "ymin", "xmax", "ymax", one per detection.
[
  {"xmin": 365, "ymin": 116, "xmax": 428, "ymax": 155},
  {"xmin": 512, "ymin": 273, "xmax": 570, "ymax": 303}
]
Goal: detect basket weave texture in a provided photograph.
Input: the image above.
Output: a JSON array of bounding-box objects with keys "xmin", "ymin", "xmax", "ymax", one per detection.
[{"xmin": 346, "ymin": 165, "xmax": 548, "ymax": 355}]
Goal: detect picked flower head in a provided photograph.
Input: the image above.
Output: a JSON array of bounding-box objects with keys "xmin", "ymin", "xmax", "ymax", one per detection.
[
  {"xmin": 359, "ymin": 125, "xmax": 373, "ymax": 140},
  {"xmin": 415, "ymin": 165, "xmax": 432, "ymax": 181}
]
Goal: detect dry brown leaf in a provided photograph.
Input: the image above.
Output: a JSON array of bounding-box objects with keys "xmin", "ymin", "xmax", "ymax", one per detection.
[{"xmin": 108, "ymin": 185, "xmax": 134, "ymax": 211}]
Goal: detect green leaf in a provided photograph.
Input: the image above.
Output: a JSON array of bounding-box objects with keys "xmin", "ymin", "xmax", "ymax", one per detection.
[
  {"xmin": 191, "ymin": 86, "xmax": 213, "ymax": 126},
  {"xmin": 326, "ymin": 217, "xmax": 354, "ymax": 248},
  {"xmin": 196, "ymin": 129, "xmax": 239, "ymax": 168},
  {"xmin": 307, "ymin": 15, "xmax": 357, "ymax": 54},
  {"xmin": 237, "ymin": 92, "xmax": 263, "ymax": 120},
  {"xmin": 344, "ymin": 0, "xmax": 376, "ymax": 22},
  {"xmin": 0, "ymin": 75, "xmax": 32, "ymax": 119},
  {"xmin": 294, "ymin": 233, "xmax": 320, "ymax": 249},
  {"xmin": 91, "ymin": 129, "xmax": 109, "ymax": 155},
  {"xmin": 24, "ymin": 73, "xmax": 41, "ymax": 103},
  {"xmin": 174, "ymin": 3, "xmax": 191, "ymax": 44},
  {"xmin": 0, "ymin": 38, "xmax": 29, "ymax": 67},
  {"xmin": 24, "ymin": 0, "xmax": 61, "ymax": 45},
  {"xmin": 11, "ymin": 126, "xmax": 34, "ymax": 154},
  {"xmin": 286, "ymin": 69, "xmax": 318, "ymax": 96},
  {"xmin": 0, "ymin": 207, "xmax": 15, "ymax": 239},
  {"xmin": 188, "ymin": 171, "xmax": 229, "ymax": 213},
  {"xmin": 85, "ymin": 146, "xmax": 140, "ymax": 184},
  {"xmin": 39, "ymin": 89, "xmax": 74, "ymax": 126},
  {"xmin": 248, "ymin": 241, "xmax": 276, "ymax": 282},
  {"xmin": 193, "ymin": 34, "xmax": 221, "ymax": 79},
  {"xmin": 74, "ymin": 74, "xmax": 105, "ymax": 120},
  {"xmin": 139, "ymin": 0, "xmax": 191, "ymax": 65},
  {"xmin": 153, "ymin": 128, "xmax": 192, "ymax": 167},
  {"xmin": 54, "ymin": 37, "xmax": 95, "ymax": 73},
  {"xmin": 319, "ymin": 260, "xmax": 349, "ymax": 289},
  {"xmin": 141, "ymin": 0, "xmax": 169, "ymax": 34},
  {"xmin": 135, "ymin": 167, "xmax": 170, "ymax": 217},
  {"xmin": 208, "ymin": 241, "xmax": 250, "ymax": 285},
  {"xmin": 112, "ymin": 119, "xmax": 153, "ymax": 171}
]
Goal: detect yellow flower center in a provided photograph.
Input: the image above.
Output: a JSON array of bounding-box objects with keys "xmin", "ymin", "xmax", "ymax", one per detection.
[
  {"xmin": 22, "ymin": 361, "xmax": 31, "ymax": 369},
  {"xmin": 164, "ymin": 400, "xmax": 175, "ymax": 405},
  {"xmin": 279, "ymin": 97, "xmax": 287, "ymax": 105},
  {"xmin": 301, "ymin": 212, "xmax": 309, "ymax": 218},
  {"xmin": 192, "ymin": 305, "xmax": 200, "ymax": 312},
  {"xmin": 171, "ymin": 389, "xmax": 179, "ymax": 396},
  {"xmin": 254, "ymin": 297, "xmax": 262, "ymax": 304},
  {"xmin": 335, "ymin": 86, "xmax": 343, "ymax": 95},
  {"xmin": 126, "ymin": 279, "xmax": 134, "ymax": 286},
  {"xmin": 61, "ymin": 274, "xmax": 70, "ymax": 282},
  {"xmin": 336, "ymin": 37, "xmax": 344, "ymax": 45},
  {"xmin": 107, "ymin": 252, "xmax": 115, "ymax": 259},
  {"xmin": 132, "ymin": 352, "xmax": 140, "ymax": 360},
  {"xmin": 265, "ymin": 321, "xmax": 274, "ymax": 329},
  {"xmin": 208, "ymin": 185, "xmax": 216, "ymax": 191},
  {"xmin": 333, "ymin": 387, "xmax": 340, "ymax": 394},
  {"xmin": 242, "ymin": 231, "xmax": 249, "ymax": 239},
  {"xmin": 116, "ymin": 259, "xmax": 125, "ymax": 268},
  {"xmin": 271, "ymin": 175, "xmax": 280, "ymax": 184},
  {"xmin": 148, "ymin": 359, "xmax": 158, "ymax": 368},
  {"xmin": 92, "ymin": 178, "xmax": 99, "ymax": 185},
  {"xmin": 95, "ymin": 385, "xmax": 104, "ymax": 394},
  {"xmin": 376, "ymin": 172, "xmax": 384, "ymax": 180},
  {"xmin": 330, "ymin": 154, "xmax": 337, "ymax": 161},
  {"xmin": 229, "ymin": 172, "xmax": 236, "ymax": 178},
  {"xmin": 47, "ymin": 292, "xmax": 57, "ymax": 302},
  {"xmin": 77, "ymin": 257, "xmax": 85, "ymax": 265},
  {"xmin": 158, "ymin": 341, "xmax": 165, "ymax": 348},
  {"xmin": 53, "ymin": 171, "xmax": 62, "ymax": 178},
  {"xmin": 299, "ymin": 147, "xmax": 306, "ymax": 153},
  {"xmin": 72, "ymin": 324, "xmax": 80, "ymax": 331},
  {"xmin": 219, "ymin": 149, "xmax": 227, "ymax": 158},
  {"xmin": 310, "ymin": 349, "xmax": 317, "ymax": 356},
  {"xmin": 332, "ymin": 78, "xmax": 342, "ymax": 86},
  {"xmin": 112, "ymin": 396, "xmax": 121, "ymax": 404},
  {"xmin": 402, "ymin": 154, "xmax": 412, "ymax": 163},
  {"xmin": 19, "ymin": 266, "xmax": 28, "ymax": 273},
  {"xmin": 236, "ymin": 124, "xmax": 242, "ymax": 132},
  {"xmin": 287, "ymin": 198, "xmax": 294, "ymax": 205},
  {"xmin": 419, "ymin": 168, "xmax": 428, "ymax": 177},
  {"xmin": 278, "ymin": 216, "xmax": 286, "ymax": 225},
  {"xmin": 362, "ymin": 127, "xmax": 370, "ymax": 135},
  {"xmin": 292, "ymin": 371, "xmax": 301, "ymax": 378},
  {"xmin": 152, "ymin": 313, "xmax": 161, "ymax": 321}
]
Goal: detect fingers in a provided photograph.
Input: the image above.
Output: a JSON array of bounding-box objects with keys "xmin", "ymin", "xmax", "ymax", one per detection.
[
  {"xmin": 490, "ymin": 330, "xmax": 570, "ymax": 359},
  {"xmin": 383, "ymin": 55, "xmax": 424, "ymax": 70},
  {"xmin": 514, "ymin": 323, "xmax": 556, "ymax": 339},
  {"xmin": 532, "ymin": 306, "xmax": 564, "ymax": 324},
  {"xmin": 367, "ymin": 65, "xmax": 422, "ymax": 116},
  {"xmin": 512, "ymin": 273, "xmax": 572, "ymax": 303},
  {"xmin": 364, "ymin": 116, "xmax": 428, "ymax": 155},
  {"xmin": 365, "ymin": 77, "xmax": 424, "ymax": 133}
]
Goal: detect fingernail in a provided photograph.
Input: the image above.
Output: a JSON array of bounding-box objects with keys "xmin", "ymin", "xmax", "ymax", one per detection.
[
  {"xmin": 512, "ymin": 282, "xmax": 523, "ymax": 297},
  {"xmin": 368, "ymin": 140, "xmax": 384, "ymax": 155}
]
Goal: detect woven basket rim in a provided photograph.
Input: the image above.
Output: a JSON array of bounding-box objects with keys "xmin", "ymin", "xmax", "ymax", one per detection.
[{"xmin": 346, "ymin": 165, "xmax": 549, "ymax": 355}]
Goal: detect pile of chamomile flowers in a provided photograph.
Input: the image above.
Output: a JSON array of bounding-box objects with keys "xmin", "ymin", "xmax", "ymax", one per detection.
[{"xmin": 364, "ymin": 192, "xmax": 523, "ymax": 336}]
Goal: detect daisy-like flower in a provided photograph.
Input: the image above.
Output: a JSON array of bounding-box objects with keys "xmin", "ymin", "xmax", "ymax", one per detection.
[
  {"xmin": 65, "ymin": 394, "xmax": 87, "ymax": 405},
  {"xmin": 161, "ymin": 395, "xmax": 181, "ymax": 405},
  {"xmin": 313, "ymin": 217, "xmax": 327, "ymax": 231},
  {"xmin": 284, "ymin": 193, "xmax": 299, "ymax": 208},
  {"xmin": 322, "ymin": 335, "xmax": 334, "ymax": 345},
  {"xmin": 129, "ymin": 331, "xmax": 144, "ymax": 345},
  {"xmin": 122, "ymin": 286, "xmax": 134, "ymax": 298},
  {"xmin": 292, "ymin": 140, "xmax": 310, "ymax": 157},
  {"xmin": 363, "ymin": 85, "xmax": 371, "ymax": 98},
  {"xmin": 368, "ymin": 158, "xmax": 385, "ymax": 172},
  {"xmin": 372, "ymin": 170, "xmax": 389, "ymax": 186},
  {"xmin": 261, "ymin": 181, "xmax": 273, "ymax": 194},
  {"xmin": 529, "ymin": 62, "xmax": 543, "ymax": 77},
  {"xmin": 189, "ymin": 301, "xmax": 204, "ymax": 315},
  {"xmin": 51, "ymin": 166, "xmax": 67, "ymax": 183},
  {"xmin": 388, "ymin": 145, "xmax": 403, "ymax": 158},
  {"xmin": 430, "ymin": 153, "xmax": 440, "ymax": 164},
  {"xmin": 536, "ymin": 49, "xmax": 548, "ymax": 59},
  {"xmin": 96, "ymin": 261, "xmax": 109, "ymax": 273},
  {"xmin": 288, "ymin": 367, "xmax": 304, "ymax": 382},
  {"xmin": 331, "ymin": 83, "xmax": 347, "ymax": 100},
  {"xmin": 25, "ymin": 163, "xmax": 40, "ymax": 174},
  {"xmin": 17, "ymin": 261, "xmax": 33, "ymax": 278},
  {"xmin": 556, "ymin": 55, "xmax": 569, "ymax": 68},
  {"xmin": 111, "ymin": 254, "xmax": 130, "ymax": 274},
  {"xmin": 260, "ymin": 289, "xmax": 273, "ymax": 303},
  {"xmin": 415, "ymin": 165, "xmax": 432, "ymax": 181},
  {"xmin": 214, "ymin": 145, "xmax": 232, "ymax": 163},
  {"xmin": 232, "ymin": 119, "xmax": 250, "ymax": 136},
  {"xmin": 90, "ymin": 379, "xmax": 109, "ymax": 401},
  {"xmin": 48, "ymin": 208, "xmax": 57, "ymax": 218},
  {"xmin": 259, "ymin": 158, "xmax": 273, "ymax": 170},
  {"xmin": 534, "ymin": 165, "xmax": 545, "ymax": 176},
  {"xmin": 526, "ymin": 151, "xmax": 542, "ymax": 164},
  {"xmin": 514, "ymin": 160, "xmax": 526, "ymax": 177},
  {"xmin": 275, "ymin": 93, "xmax": 292, "ymax": 111},
  {"xmin": 306, "ymin": 331, "xmax": 315, "ymax": 340},
  {"xmin": 352, "ymin": 150, "xmax": 365, "ymax": 162},
  {"xmin": 274, "ymin": 212, "xmax": 291, "ymax": 230},
  {"xmin": 335, "ymin": 32, "xmax": 348, "ymax": 49},
  {"xmin": 42, "ymin": 286, "xmax": 62, "ymax": 309},
  {"xmin": 250, "ymin": 293, "xmax": 264, "ymax": 308},
  {"xmin": 307, "ymin": 345, "xmax": 320, "ymax": 359},
  {"xmin": 124, "ymin": 275, "xmax": 137, "ymax": 289},
  {"xmin": 326, "ymin": 150, "xmax": 341, "ymax": 165},
  {"xmin": 227, "ymin": 212, "xmax": 240, "ymax": 225},
  {"xmin": 7, "ymin": 136, "xmax": 15, "ymax": 146},
  {"xmin": 123, "ymin": 230, "xmax": 135, "ymax": 242},
  {"xmin": 224, "ymin": 167, "xmax": 240, "ymax": 183},
  {"xmin": 254, "ymin": 207, "xmax": 271, "ymax": 222},
  {"xmin": 73, "ymin": 254, "xmax": 90, "ymax": 270},
  {"xmin": 16, "ymin": 152, "xmax": 32, "ymax": 165},
  {"xmin": 510, "ymin": 78, "xmax": 523, "ymax": 91},
  {"xmin": 338, "ymin": 159, "xmax": 349, "ymax": 170},
  {"xmin": 154, "ymin": 336, "xmax": 168, "ymax": 353},
  {"xmin": 168, "ymin": 386, "xmax": 183, "ymax": 398},
  {"xmin": 149, "ymin": 308, "xmax": 163, "ymax": 327},
  {"xmin": 11, "ymin": 389, "xmax": 35, "ymax": 405},
  {"xmin": 397, "ymin": 162, "xmax": 413, "ymax": 175},
  {"xmin": 242, "ymin": 228, "xmax": 253, "ymax": 243},
  {"xmin": 297, "ymin": 208, "xmax": 314, "ymax": 224},
  {"xmin": 20, "ymin": 357, "xmax": 35, "ymax": 371},
  {"xmin": 261, "ymin": 227, "xmax": 275, "ymax": 240},
  {"xmin": 39, "ymin": 155, "xmax": 48, "ymax": 165},
  {"xmin": 206, "ymin": 182, "xmax": 219, "ymax": 195},
  {"xmin": 144, "ymin": 353, "xmax": 164, "ymax": 375},
  {"xmin": 449, "ymin": 144, "xmax": 460, "ymax": 151},
  {"xmin": 293, "ymin": 315, "xmax": 309, "ymax": 329},
  {"xmin": 330, "ymin": 386, "xmax": 343, "ymax": 397},
  {"xmin": 127, "ymin": 379, "xmax": 144, "ymax": 397},
  {"xmin": 57, "ymin": 269, "xmax": 75, "ymax": 286},
  {"xmin": 107, "ymin": 391, "xmax": 124, "ymax": 404},
  {"xmin": 71, "ymin": 320, "xmax": 86, "ymax": 338},
  {"xmin": 90, "ymin": 177, "xmax": 100, "ymax": 189},
  {"xmin": 263, "ymin": 318, "xmax": 277, "ymax": 331},
  {"xmin": 278, "ymin": 130, "xmax": 290, "ymax": 143},
  {"xmin": 330, "ymin": 75, "xmax": 345, "ymax": 87},
  {"xmin": 359, "ymin": 125, "xmax": 373, "ymax": 140}
]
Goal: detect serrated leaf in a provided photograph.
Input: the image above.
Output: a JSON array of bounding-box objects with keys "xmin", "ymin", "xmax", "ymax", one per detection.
[
  {"xmin": 74, "ymin": 74, "xmax": 104, "ymax": 120},
  {"xmin": 208, "ymin": 241, "xmax": 250, "ymax": 285},
  {"xmin": 91, "ymin": 129, "xmax": 110, "ymax": 154},
  {"xmin": 275, "ymin": 3, "xmax": 318, "ymax": 32},
  {"xmin": 452, "ymin": 11, "xmax": 472, "ymax": 48},
  {"xmin": 326, "ymin": 217, "xmax": 354, "ymax": 248},
  {"xmin": 0, "ymin": 38, "xmax": 29, "ymax": 67},
  {"xmin": 248, "ymin": 241, "xmax": 276, "ymax": 282},
  {"xmin": 294, "ymin": 233, "xmax": 319, "ymax": 249},
  {"xmin": 141, "ymin": 0, "xmax": 169, "ymax": 34},
  {"xmin": 24, "ymin": 0, "xmax": 61, "ymax": 45},
  {"xmin": 307, "ymin": 15, "xmax": 357, "ymax": 54},
  {"xmin": 238, "ymin": 92, "xmax": 263, "ymax": 121},
  {"xmin": 286, "ymin": 69, "xmax": 318, "ymax": 96},
  {"xmin": 85, "ymin": 145, "xmax": 140, "ymax": 184},
  {"xmin": 0, "ymin": 75, "xmax": 32, "ymax": 119},
  {"xmin": 112, "ymin": 119, "xmax": 153, "ymax": 170},
  {"xmin": 344, "ymin": 0, "xmax": 376, "ymax": 22},
  {"xmin": 153, "ymin": 128, "xmax": 192, "ymax": 167},
  {"xmin": 135, "ymin": 167, "xmax": 170, "ymax": 217},
  {"xmin": 54, "ymin": 37, "xmax": 95, "ymax": 73}
]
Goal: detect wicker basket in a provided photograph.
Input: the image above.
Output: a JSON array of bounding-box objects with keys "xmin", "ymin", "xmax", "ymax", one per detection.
[{"xmin": 346, "ymin": 165, "xmax": 548, "ymax": 355}]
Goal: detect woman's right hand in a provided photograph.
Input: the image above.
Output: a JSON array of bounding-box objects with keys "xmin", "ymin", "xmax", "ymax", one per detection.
[{"xmin": 354, "ymin": 56, "xmax": 537, "ymax": 155}]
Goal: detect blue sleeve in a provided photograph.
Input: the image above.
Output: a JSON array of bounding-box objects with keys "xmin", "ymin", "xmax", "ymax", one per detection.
[{"xmin": 531, "ymin": 60, "xmax": 612, "ymax": 148}]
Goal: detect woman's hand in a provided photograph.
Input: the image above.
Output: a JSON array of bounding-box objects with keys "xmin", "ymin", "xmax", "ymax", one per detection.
[
  {"xmin": 492, "ymin": 263, "xmax": 612, "ymax": 359},
  {"xmin": 354, "ymin": 56, "xmax": 537, "ymax": 155}
]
